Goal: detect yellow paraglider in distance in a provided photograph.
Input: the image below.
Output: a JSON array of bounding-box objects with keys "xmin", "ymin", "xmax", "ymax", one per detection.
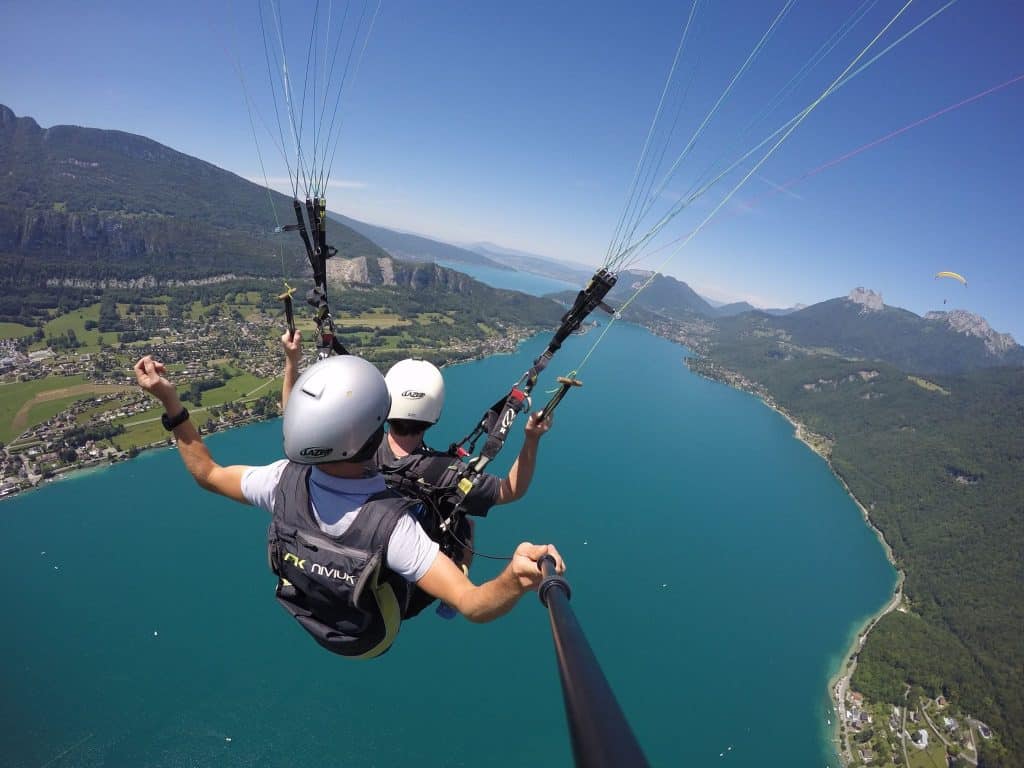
[{"xmin": 935, "ymin": 271, "xmax": 967, "ymax": 285}]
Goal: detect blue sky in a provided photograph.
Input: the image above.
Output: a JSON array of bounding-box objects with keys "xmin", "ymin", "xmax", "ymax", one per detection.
[{"xmin": 2, "ymin": 1, "xmax": 1022, "ymax": 337}]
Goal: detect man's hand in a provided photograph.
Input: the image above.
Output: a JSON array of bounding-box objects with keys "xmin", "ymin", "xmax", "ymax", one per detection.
[
  {"xmin": 510, "ymin": 542, "xmax": 565, "ymax": 592},
  {"xmin": 524, "ymin": 411, "xmax": 552, "ymax": 440},
  {"xmin": 282, "ymin": 329, "xmax": 302, "ymax": 366},
  {"xmin": 133, "ymin": 356, "xmax": 178, "ymax": 407},
  {"xmin": 417, "ymin": 541, "xmax": 567, "ymax": 622},
  {"xmin": 497, "ymin": 412, "xmax": 550, "ymax": 505}
]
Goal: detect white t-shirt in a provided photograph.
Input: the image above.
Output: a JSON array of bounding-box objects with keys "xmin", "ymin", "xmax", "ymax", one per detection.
[{"xmin": 242, "ymin": 459, "xmax": 439, "ymax": 583}]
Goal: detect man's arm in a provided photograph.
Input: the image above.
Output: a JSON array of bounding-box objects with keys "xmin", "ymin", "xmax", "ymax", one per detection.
[
  {"xmin": 281, "ymin": 330, "xmax": 302, "ymax": 411},
  {"xmin": 415, "ymin": 542, "xmax": 564, "ymax": 623},
  {"xmin": 495, "ymin": 412, "xmax": 551, "ymax": 505},
  {"xmin": 133, "ymin": 356, "xmax": 250, "ymax": 503}
]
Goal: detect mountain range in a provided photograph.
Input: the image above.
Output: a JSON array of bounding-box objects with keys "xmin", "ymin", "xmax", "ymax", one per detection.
[
  {"xmin": 329, "ymin": 214, "xmax": 811, "ymax": 319},
  {"xmin": 595, "ymin": 277, "xmax": 1021, "ymax": 375},
  {"xmin": 762, "ymin": 288, "xmax": 1022, "ymax": 374},
  {"xmin": 0, "ymin": 105, "xmax": 561, "ymax": 332},
  {"xmin": 0, "ymin": 104, "xmax": 389, "ymax": 285},
  {"xmin": 309, "ymin": 217, "xmax": 1022, "ymax": 376},
  {"xmin": 466, "ymin": 242, "xmax": 595, "ymax": 284},
  {"xmin": 332, "ymin": 213, "xmax": 511, "ymax": 271},
  {"xmin": 2, "ymin": 102, "xmax": 1019, "ymax": 379}
]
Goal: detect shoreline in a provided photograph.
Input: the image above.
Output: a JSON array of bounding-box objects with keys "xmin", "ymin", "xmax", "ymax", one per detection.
[
  {"xmin": 768, "ymin": 400, "xmax": 905, "ymax": 766},
  {"xmin": 686, "ymin": 356, "xmax": 905, "ymax": 767},
  {"xmin": 3, "ymin": 329, "xmax": 546, "ymax": 504}
]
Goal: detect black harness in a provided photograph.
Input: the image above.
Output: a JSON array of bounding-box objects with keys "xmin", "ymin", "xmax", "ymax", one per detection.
[
  {"xmin": 376, "ymin": 447, "xmax": 480, "ymax": 615},
  {"xmin": 266, "ymin": 462, "xmax": 419, "ymax": 658}
]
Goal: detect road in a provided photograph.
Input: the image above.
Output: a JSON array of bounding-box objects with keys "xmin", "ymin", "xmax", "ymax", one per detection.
[
  {"xmin": 901, "ymin": 704, "xmax": 910, "ymax": 768},
  {"xmin": 831, "ymin": 578, "xmax": 905, "ymax": 765},
  {"xmin": 920, "ymin": 699, "xmax": 977, "ymax": 766}
]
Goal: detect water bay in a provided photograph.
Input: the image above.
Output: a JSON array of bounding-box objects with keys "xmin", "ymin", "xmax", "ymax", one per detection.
[
  {"xmin": 435, "ymin": 260, "xmax": 577, "ymax": 297},
  {"xmin": 0, "ymin": 307, "xmax": 895, "ymax": 766}
]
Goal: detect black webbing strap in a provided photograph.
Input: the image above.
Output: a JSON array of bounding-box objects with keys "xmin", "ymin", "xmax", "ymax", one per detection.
[
  {"xmin": 281, "ymin": 196, "xmax": 348, "ymax": 358},
  {"xmin": 451, "ymin": 268, "xmax": 617, "ymax": 463},
  {"xmin": 288, "ymin": 199, "xmax": 316, "ymax": 268},
  {"xmin": 439, "ymin": 269, "xmax": 618, "ymax": 533},
  {"xmin": 547, "ymin": 267, "xmax": 617, "ymax": 354}
]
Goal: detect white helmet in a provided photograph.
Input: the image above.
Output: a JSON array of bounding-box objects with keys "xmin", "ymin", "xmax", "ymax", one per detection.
[
  {"xmin": 384, "ymin": 358, "xmax": 445, "ymax": 425},
  {"xmin": 283, "ymin": 356, "xmax": 391, "ymax": 464}
]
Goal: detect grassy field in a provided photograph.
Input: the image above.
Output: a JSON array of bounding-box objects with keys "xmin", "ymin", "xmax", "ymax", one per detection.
[
  {"xmin": 337, "ymin": 311, "xmax": 408, "ymax": 328},
  {"xmin": 187, "ymin": 300, "xmax": 213, "ymax": 321},
  {"xmin": 415, "ymin": 312, "xmax": 455, "ymax": 325},
  {"xmin": 906, "ymin": 735, "xmax": 948, "ymax": 768},
  {"xmin": 7, "ymin": 383, "xmax": 130, "ymax": 443},
  {"xmin": 907, "ymin": 375, "xmax": 950, "ymax": 395},
  {"xmin": 22, "ymin": 395, "xmax": 96, "ymax": 431},
  {"xmin": 117, "ymin": 301, "xmax": 169, "ymax": 318},
  {"xmin": 110, "ymin": 404, "xmax": 223, "ymax": 451},
  {"xmin": 201, "ymin": 374, "xmax": 277, "ymax": 406},
  {"xmin": 224, "ymin": 291, "xmax": 262, "ymax": 305},
  {"xmin": 111, "ymin": 404, "xmax": 168, "ymax": 450},
  {"xmin": 31, "ymin": 303, "xmax": 113, "ymax": 352},
  {"xmin": 186, "ymin": 292, "xmax": 263, "ymax": 322},
  {"xmin": 0, "ymin": 321, "xmax": 35, "ymax": 340},
  {"xmin": 0, "ymin": 376, "xmax": 87, "ymax": 442},
  {"xmin": 257, "ymin": 308, "xmax": 446, "ymax": 344}
]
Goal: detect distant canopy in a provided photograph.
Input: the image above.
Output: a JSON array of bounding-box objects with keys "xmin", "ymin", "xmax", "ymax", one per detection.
[{"xmin": 935, "ymin": 271, "xmax": 967, "ymax": 285}]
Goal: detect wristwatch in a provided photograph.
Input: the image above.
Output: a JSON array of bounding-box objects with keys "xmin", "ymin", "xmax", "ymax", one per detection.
[{"xmin": 161, "ymin": 407, "xmax": 190, "ymax": 431}]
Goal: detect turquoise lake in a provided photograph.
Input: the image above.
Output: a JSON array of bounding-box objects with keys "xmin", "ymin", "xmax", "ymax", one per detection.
[
  {"xmin": 435, "ymin": 260, "xmax": 577, "ymax": 296},
  {"xmin": 0, "ymin": 276, "xmax": 896, "ymax": 767}
]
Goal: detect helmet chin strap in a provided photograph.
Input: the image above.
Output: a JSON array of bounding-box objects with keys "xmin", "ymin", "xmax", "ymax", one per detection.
[{"xmin": 344, "ymin": 424, "xmax": 386, "ymax": 464}]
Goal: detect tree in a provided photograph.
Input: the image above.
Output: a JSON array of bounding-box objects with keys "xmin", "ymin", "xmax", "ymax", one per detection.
[
  {"xmin": 979, "ymin": 743, "xmax": 1010, "ymax": 768},
  {"xmin": 881, "ymin": 742, "xmax": 894, "ymax": 763}
]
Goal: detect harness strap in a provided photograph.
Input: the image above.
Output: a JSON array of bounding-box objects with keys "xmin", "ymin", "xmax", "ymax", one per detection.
[
  {"xmin": 285, "ymin": 199, "xmax": 316, "ymax": 266},
  {"xmin": 281, "ymin": 196, "xmax": 348, "ymax": 358},
  {"xmin": 439, "ymin": 269, "xmax": 618, "ymax": 546}
]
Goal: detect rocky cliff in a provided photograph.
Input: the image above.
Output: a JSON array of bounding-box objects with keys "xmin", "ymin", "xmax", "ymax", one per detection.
[{"xmin": 924, "ymin": 310, "xmax": 1018, "ymax": 356}]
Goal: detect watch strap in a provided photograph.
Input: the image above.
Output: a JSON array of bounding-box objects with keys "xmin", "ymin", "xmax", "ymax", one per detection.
[{"xmin": 161, "ymin": 407, "xmax": 190, "ymax": 431}]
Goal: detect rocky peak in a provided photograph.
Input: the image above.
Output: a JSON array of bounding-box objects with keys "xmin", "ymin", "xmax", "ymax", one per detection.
[
  {"xmin": 0, "ymin": 103, "xmax": 40, "ymax": 135},
  {"xmin": 847, "ymin": 287, "xmax": 884, "ymax": 313},
  {"xmin": 924, "ymin": 310, "xmax": 1018, "ymax": 356},
  {"xmin": 328, "ymin": 255, "xmax": 476, "ymax": 293}
]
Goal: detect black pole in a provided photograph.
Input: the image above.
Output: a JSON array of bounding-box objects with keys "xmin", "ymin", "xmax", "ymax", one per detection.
[
  {"xmin": 538, "ymin": 555, "xmax": 649, "ymax": 768},
  {"xmin": 539, "ymin": 376, "xmax": 582, "ymax": 423}
]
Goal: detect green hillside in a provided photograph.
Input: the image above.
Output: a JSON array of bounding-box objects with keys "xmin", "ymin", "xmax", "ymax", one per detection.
[
  {"xmin": 771, "ymin": 297, "xmax": 1024, "ymax": 374},
  {"xmin": 692, "ymin": 313, "xmax": 1023, "ymax": 762},
  {"xmin": 0, "ymin": 103, "xmax": 385, "ymax": 290}
]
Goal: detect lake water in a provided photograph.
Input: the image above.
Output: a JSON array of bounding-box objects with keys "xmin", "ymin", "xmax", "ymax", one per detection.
[
  {"xmin": 436, "ymin": 260, "xmax": 577, "ymax": 297},
  {"xmin": 0, "ymin": 279, "xmax": 895, "ymax": 767}
]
